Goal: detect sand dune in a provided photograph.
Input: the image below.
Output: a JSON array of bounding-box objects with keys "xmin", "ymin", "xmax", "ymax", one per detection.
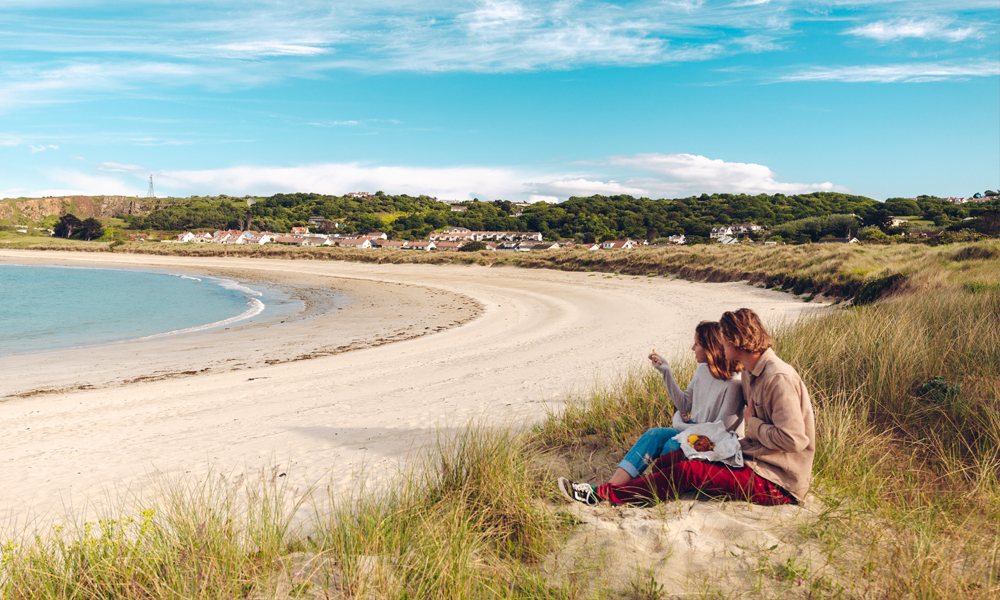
[{"xmin": 1, "ymin": 251, "xmax": 824, "ymax": 530}]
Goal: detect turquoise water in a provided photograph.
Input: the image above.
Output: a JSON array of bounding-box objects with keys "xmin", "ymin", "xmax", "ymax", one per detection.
[{"xmin": 0, "ymin": 264, "xmax": 288, "ymax": 356}]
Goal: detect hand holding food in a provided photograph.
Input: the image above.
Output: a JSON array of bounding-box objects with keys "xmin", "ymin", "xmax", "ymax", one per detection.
[{"xmin": 688, "ymin": 434, "xmax": 715, "ymax": 453}]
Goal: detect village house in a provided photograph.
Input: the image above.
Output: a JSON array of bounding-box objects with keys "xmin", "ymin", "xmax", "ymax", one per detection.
[
  {"xmin": 373, "ymin": 239, "xmax": 408, "ymax": 249},
  {"xmin": 433, "ymin": 241, "xmax": 465, "ymax": 251},
  {"xmin": 241, "ymin": 231, "xmax": 276, "ymax": 245},
  {"xmin": 710, "ymin": 226, "xmax": 734, "ymax": 239},
  {"xmin": 601, "ymin": 240, "xmax": 637, "ymax": 249},
  {"xmin": 346, "ymin": 192, "xmax": 372, "ymax": 198},
  {"xmin": 274, "ymin": 236, "xmax": 304, "ymax": 245},
  {"xmin": 731, "ymin": 223, "xmax": 764, "ymax": 234},
  {"xmin": 495, "ymin": 241, "xmax": 521, "ymax": 251},
  {"xmin": 817, "ymin": 237, "xmax": 860, "ymax": 244},
  {"xmin": 364, "ymin": 231, "xmax": 388, "ymax": 240},
  {"xmin": 176, "ymin": 231, "xmax": 196, "ymax": 242},
  {"xmin": 449, "ymin": 206, "xmax": 468, "ymax": 212},
  {"xmin": 528, "ymin": 242, "xmax": 560, "ymax": 251},
  {"xmin": 290, "ymin": 226, "xmax": 309, "ymax": 235},
  {"xmin": 668, "ymin": 234, "xmax": 686, "ymax": 245},
  {"xmin": 335, "ymin": 237, "xmax": 372, "ymax": 249},
  {"xmin": 300, "ymin": 236, "xmax": 333, "ymax": 247},
  {"xmin": 716, "ymin": 236, "xmax": 739, "ymax": 245},
  {"xmin": 405, "ymin": 241, "xmax": 436, "ymax": 251},
  {"xmin": 888, "ymin": 217, "xmax": 908, "ymax": 227}
]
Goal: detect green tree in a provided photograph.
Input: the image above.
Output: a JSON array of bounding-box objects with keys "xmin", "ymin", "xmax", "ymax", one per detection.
[
  {"xmin": 54, "ymin": 213, "xmax": 82, "ymax": 238},
  {"xmin": 80, "ymin": 217, "xmax": 105, "ymax": 241}
]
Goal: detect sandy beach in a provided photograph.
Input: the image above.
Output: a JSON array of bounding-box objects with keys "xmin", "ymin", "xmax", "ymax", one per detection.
[{"xmin": 1, "ymin": 250, "xmax": 825, "ymax": 530}]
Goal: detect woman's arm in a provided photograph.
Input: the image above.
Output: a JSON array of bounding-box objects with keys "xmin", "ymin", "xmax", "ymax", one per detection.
[
  {"xmin": 671, "ymin": 411, "xmax": 693, "ymax": 431},
  {"xmin": 651, "ymin": 354, "xmax": 692, "ymax": 413}
]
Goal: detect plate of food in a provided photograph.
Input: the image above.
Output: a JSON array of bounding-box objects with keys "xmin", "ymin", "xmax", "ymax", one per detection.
[{"xmin": 673, "ymin": 421, "xmax": 743, "ymax": 467}]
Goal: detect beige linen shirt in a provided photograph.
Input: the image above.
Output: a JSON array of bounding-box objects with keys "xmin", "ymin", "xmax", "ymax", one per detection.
[{"xmin": 739, "ymin": 348, "xmax": 815, "ymax": 501}]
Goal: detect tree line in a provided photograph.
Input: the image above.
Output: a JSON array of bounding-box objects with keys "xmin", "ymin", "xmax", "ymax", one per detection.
[{"xmin": 119, "ymin": 191, "xmax": 1000, "ymax": 243}]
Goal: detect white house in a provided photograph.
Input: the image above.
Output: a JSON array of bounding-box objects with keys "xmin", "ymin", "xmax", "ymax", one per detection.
[
  {"xmin": 176, "ymin": 231, "xmax": 196, "ymax": 242},
  {"xmin": 731, "ymin": 223, "xmax": 764, "ymax": 234},
  {"xmin": 710, "ymin": 226, "xmax": 734, "ymax": 239},
  {"xmin": 601, "ymin": 240, "xmax": 636, "ymax": 249},
  {"xmin": 717, "ymin": 236, "xmax": 738, "ymax": 245},
  {"xmin": 406, "ymin": 241, "xmax": 436, "ymax": 251},
  {"xmin": 668, "ymin": 234, "xmax": 686, "ymax": 245},
  {"xmin": 301, "ymin": 236, "xmax": 333, "ymax": 246},
  {"xmin": 374, "ymin": 239, "xmax": 408, "ymax": 249}
]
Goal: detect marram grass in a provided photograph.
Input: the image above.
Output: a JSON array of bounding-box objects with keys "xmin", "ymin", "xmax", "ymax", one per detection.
[{"xmin": 3, "ymin": 239, "xmax": 999, "ymax": 599}]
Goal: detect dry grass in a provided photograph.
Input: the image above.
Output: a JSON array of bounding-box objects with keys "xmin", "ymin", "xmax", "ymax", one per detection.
[
  {"xmin": 3, "ymin": 239, "xmax": 999, "ymax": 598},
  {"xmin": 12, "ymin": 239, "xmax": 997, "ymax": 302}
]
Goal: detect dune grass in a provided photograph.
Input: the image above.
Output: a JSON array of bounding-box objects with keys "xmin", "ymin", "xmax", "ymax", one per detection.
[
  {"xmin": 10, "ymin": 238, "xmax": 998, "ymax": 302},
  {"xmin": 3, "ymin": 240, "xmax": 999, "ymax": 598}
]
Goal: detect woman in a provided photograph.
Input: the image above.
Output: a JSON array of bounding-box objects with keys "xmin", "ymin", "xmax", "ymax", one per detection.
[
  {"xmin": 560, "ymin": 321, "xmax": 744, "ymax": 504},
  {"xmin": 559, "ymin": 309, "xmax": 809, "ymax": 507}
]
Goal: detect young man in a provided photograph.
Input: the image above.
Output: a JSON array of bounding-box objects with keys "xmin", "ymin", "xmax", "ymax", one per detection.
[{"xmin": 558, "ymin": 308, "xmax": 814, "ymax": 506}]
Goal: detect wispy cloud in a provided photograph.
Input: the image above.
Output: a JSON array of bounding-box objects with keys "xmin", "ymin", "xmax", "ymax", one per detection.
[
  {"xmin": 29, "ymin": 144, "xmax": 58, "ymax": 153},
  {"xmin": 846, "ymin": 17, "xmax": 984, "ymax": 42},
  {"xmin": 778, "ymin": 59, "xmax": 1000, "ymax": 83},
  {"xmin": 212, "ymin": 42, "xmax": 331, "ymax": 59}
]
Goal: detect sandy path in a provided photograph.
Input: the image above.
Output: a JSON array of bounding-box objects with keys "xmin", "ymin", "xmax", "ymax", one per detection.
[{"xmin": 1, "ymin": 251, "xmax": 825, "ymax": 529}]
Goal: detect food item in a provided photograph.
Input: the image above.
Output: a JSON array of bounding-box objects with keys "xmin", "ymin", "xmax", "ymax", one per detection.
[{"xmin": 687, "ymin": 434, "xmax": 715, "ymax": 453}]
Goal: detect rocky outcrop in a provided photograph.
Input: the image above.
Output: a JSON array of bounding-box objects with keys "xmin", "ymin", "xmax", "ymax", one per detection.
[{"xmin": 1, "ymin": 196, "xmax": 160, "ymax": 223}]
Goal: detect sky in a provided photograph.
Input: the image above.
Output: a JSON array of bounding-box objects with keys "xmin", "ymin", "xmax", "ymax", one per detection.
[{"xmin": 0, "ymin": 1, "xmax": 997, "ymax": 203}]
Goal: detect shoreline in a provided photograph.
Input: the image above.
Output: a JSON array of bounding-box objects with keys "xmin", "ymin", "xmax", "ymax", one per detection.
[
  {"xmin": 0, "ymin": 249, "xmax": 825, "ymax": 531},
  {"xmin": 1, "ymin": 251, "xmax": 483, "ymax": 400}
]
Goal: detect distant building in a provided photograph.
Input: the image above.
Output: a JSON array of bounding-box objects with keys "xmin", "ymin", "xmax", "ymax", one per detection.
[
  {"xmin": 710, "ymin": 226, "xmax": 734, "ymax": 239},
  {"xmin": 346, "ymin": 192, "xmax": 372, "ymax": 198}
]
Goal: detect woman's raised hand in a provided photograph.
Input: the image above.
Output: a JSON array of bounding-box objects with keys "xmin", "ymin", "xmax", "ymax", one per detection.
[{"xmin": 648, "ymin": 352, "xmax": 664, "ymax": 366}]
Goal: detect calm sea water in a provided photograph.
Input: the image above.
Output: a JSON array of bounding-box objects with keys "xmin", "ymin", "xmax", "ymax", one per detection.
[{"xmin": 0, "ymin": 264, "xmax": 292, "ymax": 356}]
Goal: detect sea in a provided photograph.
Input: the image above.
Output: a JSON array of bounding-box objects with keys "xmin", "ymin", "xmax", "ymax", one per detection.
[{"xmin": 0, "ymin": 264, "xmax": 299, "ymax": 356}]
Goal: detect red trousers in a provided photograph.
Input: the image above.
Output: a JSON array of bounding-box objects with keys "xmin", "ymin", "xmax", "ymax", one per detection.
[{"xmin": 595, "ymin": 450, "xmax": 792, "ymax": 506}]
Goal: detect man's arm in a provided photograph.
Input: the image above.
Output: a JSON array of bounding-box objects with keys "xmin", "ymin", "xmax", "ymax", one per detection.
[{"xmin": 745, "ymin": 374, "xmax": 810, "ymax": 452}]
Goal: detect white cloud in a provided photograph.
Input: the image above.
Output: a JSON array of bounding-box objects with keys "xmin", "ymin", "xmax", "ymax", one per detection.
[
  {"xmin": 779, "ymin": 60, "xmax": 999, "ymax": 83},
  {"xmin": 32, "ymin": 152, "xmax": 846, "ymax": 200},
  {"xmin": 97, "ymin": 162, "xmax": 148, "ymax": 174},
  {"xmin": 45, "ymin": 169, "xmax": 143, "ymax": 196},
  {"xmin": 846, "ymin": 17, "xmax": 983, "ymax": 43},
  {"xmin": 534, "ymin": 178, "xmax": 650, "ymax": 197},
  {"xmin": 607, "ymin": 153, "xmax": 846, "ymax": 195},
  {"xmin": 29, "ymin": 144, "xmax": 59, "ymax": 153}
]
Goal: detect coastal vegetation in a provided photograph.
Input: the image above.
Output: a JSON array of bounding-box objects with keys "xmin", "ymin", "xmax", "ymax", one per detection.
[
  {"xmin": 5, "ymin": 192, "xmax": 997, "ymax": 242},
  {"xmin": 2, "ymin": 241, "xmax": 998, "ymax": 598}
]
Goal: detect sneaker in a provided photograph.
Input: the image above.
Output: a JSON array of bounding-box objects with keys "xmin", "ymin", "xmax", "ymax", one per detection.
[{"xmin": 558, "ymin": 477, "xmax": 600, "ymax": 505}]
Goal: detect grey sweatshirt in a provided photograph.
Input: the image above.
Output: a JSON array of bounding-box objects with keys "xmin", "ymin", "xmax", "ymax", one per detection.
[{"xmin": 655, "ymin": 361, "xmax": 745, "ymax": 435}]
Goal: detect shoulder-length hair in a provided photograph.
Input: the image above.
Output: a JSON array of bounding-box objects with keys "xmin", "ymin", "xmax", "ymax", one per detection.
[
  {"xmin": 695, "ymin": 321, "xmax": 741, "ymax": 381},
  {"xmin": 720, "ymin": 308, "xmax": 773, "ymax": 354}
]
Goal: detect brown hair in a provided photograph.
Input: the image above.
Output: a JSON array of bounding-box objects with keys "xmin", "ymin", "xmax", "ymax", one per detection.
[
  {"xmin": 695, "ymin": 321, "xmax": 741, "ymax": 380},
  {"xmin": 720, "ymin": 308, "xmax": 773, "ymax": 354}
]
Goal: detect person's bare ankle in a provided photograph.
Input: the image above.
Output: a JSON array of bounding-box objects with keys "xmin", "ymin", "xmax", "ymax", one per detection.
[{"xmin": 608, "ymin": 467, "xmax": 633, "ymax": 486}]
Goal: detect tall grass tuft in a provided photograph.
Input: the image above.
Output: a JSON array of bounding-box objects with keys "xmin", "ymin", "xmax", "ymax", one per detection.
[
  {"xmin": 310, "ymin": 424, "xmax": 561, "ymax": 599},
  {"xmin": 1, "ymin": 468, "xmax": 302, "ymax": 599}
]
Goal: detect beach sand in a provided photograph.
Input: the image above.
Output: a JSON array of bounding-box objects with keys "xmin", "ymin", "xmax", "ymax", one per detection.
[{"xmin": 1, "ymin": 250, "xmax": 825, "ymax": 533}]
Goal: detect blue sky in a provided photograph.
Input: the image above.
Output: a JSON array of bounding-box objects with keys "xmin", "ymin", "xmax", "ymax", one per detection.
[{"xmin": 1, "ymin": 0, "xmax": 997, "ymax": 202}]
